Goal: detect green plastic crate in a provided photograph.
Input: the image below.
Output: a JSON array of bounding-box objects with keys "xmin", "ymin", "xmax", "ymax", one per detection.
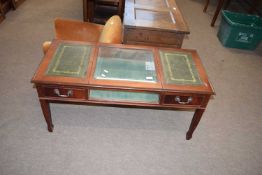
[{"xmin": 217, "ymin": 10, "xmax": 262, "ymax": 50}]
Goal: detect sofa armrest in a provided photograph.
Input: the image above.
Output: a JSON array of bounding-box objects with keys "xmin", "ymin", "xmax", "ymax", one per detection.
[
  {"xmin": 42, "ymin": 41, "xmax": 52, "ymax": 54},
  {"xmin": 54, "ymin": 18, "xmax": 104, "ymax": 42},
  {"xmin": 99, "ymin": 15, "xmax": 122, "ymax": 44}
]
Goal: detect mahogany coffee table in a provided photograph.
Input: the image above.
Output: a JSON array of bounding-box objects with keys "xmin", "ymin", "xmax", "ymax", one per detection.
[{"xmin": 31, "ymin": 39, "xmax": 215, "ymax": 140}]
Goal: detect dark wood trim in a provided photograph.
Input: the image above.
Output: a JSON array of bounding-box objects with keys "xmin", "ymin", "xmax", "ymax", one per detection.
[
  {"xmin": 1, "ymin": 0, "xmax": 13, "ymax": 14},
  {"xmin": 211, "ymin": 0, "xmax": 225, "ymax": 27},
  {"xmin": 0, "ymin": 15, "xmax": 4, "ymax": 23},
  {"xmin": 0, "ymin": 1, "xmax": 5, "ymax": 23},
  {"xmin": 11, "ymin": 0, "xmax": 26, "ymax": 9},
  {"xmin": 203, "ymin": 0, "xmax": 209, "ymax": 12},
  {"xmin": 0, "ymin": 0, "xmax": 25, "ymax": 22},
  {"xmin": 83, "ymin": 0, "xmax": 88, "ymax": 21}
]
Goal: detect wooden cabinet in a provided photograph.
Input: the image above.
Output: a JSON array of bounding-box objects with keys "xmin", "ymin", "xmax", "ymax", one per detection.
[
  {"xmin": 123, "ymin": 0, "xmax": 190, "ymax": 48},
  {"xmin": 83, "ymin": 0, "xmax": 125, "ymax": 23}
]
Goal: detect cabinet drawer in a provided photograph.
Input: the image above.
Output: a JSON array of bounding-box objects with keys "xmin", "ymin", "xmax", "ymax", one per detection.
[
  {"xmin": 43, "ymin": 86, "xmax": 86, "ymax": 99},
  {"xmin": 163, "ymin": 94, "xmax": 204, "ymax": 106},
  {"xmin": 124, "ymin": 28, "xmax": 184, "ymax": 47}
]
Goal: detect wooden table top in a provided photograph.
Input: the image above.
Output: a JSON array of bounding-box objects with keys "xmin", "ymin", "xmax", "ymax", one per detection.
[
  {"xmin": 32, "ymin": 40, "xmax": 214, "ymax": 95},
  {"xmin": 123, "ymin": 0, "xmax": 189, "ymax": 33}
]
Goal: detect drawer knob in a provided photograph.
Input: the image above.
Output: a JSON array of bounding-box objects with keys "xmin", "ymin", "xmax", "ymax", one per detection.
[
  {"xmin": 54, "ymin": 89, "xmax": 73, "ymax": 98},
  {"xmin": 175, "ymin": 96, "xmax": 193, "ymax": 104}
]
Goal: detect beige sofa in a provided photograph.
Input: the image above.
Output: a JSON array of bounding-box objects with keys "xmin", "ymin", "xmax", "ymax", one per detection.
[{"xmin": 43, "ymin": 15, "xmax": 122, "ymax": 54}]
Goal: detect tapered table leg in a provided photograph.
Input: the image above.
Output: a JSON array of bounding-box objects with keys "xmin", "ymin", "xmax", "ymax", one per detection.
[
  {"xmin": 186, "ymin": 109, "xmax": 205, "ymax": 140},
  {"xmin": 39, "ymin": 99, "xmax": 54, "ymax": 132},
  {"xmin": 203, "ymin": 0, "xmax": 210, "ymax": 12},
  {"xmin": 211, "ymin": 0, "xmax": 224, "ymax": 26}
]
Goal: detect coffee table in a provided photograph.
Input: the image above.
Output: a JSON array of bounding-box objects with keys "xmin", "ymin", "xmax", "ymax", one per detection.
[
  {"xmin": 123, "ymin": 0, "xmax": 190, "ymax": 48},
  {"xmin": 31, "ymin": 39, "xmax": 215, "ymax": 140}
]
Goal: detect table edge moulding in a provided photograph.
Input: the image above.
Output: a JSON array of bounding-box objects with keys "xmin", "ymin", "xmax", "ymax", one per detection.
[{"xmin": 31, "ymin": 39, "xmax": 215, "ymax": 140}]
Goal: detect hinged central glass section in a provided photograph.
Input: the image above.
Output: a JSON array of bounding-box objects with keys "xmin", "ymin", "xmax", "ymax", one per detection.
[{"xmin": 94, "ymin": 46, "xmax": 157, "ymax": 83}]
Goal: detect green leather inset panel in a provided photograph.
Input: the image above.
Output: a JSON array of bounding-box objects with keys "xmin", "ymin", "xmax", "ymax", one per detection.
[
  {"xmin": 94, "ymin": 47, "xmax": 157, "ymax": 83},
  {"xmin": 89, "ymin": 89, "xmax": 159, "ymax": 104},
  {"xmin": 159, "ymin": 50, "xmax": 203, "ymax": 85},
  {"xmin": 46, "ymin": 43, "xmax": 92, "ymax": 78}
]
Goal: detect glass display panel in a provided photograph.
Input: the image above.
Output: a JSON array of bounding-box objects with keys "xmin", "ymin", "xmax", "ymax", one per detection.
[
  {"xmin": 46, "ymin": 43, "xmax": 92, "ymax": 78},
  {"xmin": 135, "ymin": 0, "xmax": 168, "ymax": 8},
  {"xmin": 89, "ymin": 89, "xmax": 159, "ymax": 104},
  {"xmin": 94, "ymin": 47, "xmax": 157, "ymax": 83},
  {"xmin": 135, "ymin": 9, "xmax": 175, "ymax": 24},
  {"xmin": 159, "ymin": 50, "xmax": 203, "ymax": 85}
]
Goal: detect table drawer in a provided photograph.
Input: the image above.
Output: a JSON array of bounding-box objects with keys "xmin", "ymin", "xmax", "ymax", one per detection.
[
  {"xmin": 42, "ymin": 86, "xmax": 86, "ymax": 99},
  {"xmin": 163, "ymin": 94, "xmax": 204, "ymax": 106},
  {"xmin": 124, "ymin": 28, "xmax": 184, "ymax": 47}
]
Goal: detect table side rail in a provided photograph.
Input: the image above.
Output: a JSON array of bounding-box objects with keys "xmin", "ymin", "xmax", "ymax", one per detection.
[{"xmin": 36, "ymin": 84, "xmax": 208, "ymax": 109}]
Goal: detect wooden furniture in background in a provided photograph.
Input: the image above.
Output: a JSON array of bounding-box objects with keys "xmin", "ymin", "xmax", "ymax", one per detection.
[
  {"xmin": 0, "ymin": 0, "xmax": 13, "ymax": 15},
  {"xmin": 95, "ymin": 0, "xmax": 125, "ymax": 18},
  {"xmin": 0, "ymin": 0, "xmax": 25, "ymax": 23},
  {"xmin": 31, "ymin": 39, "xmax": 215, "ymax": 140},
  {"xmin": 0, "ymin": 1, "xmax": 5, "ymax": 23},
  {"xmin": 204, "ymin": 0, "xmax": 261, "ymax": 27},
  {"xmin": 123, "ymin": 0, "xmax": 190, "ymax": 48},
  {"xmin": 11, "ymin": 0, "xmax": 26, "ymax": 9},
  {"xmin": 83, "ymin": 0, "xmax": 125, "ymax": 23},
  {"xmin": 0, "ymin": 14, "xmax": 4, "ymax": 23}
]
